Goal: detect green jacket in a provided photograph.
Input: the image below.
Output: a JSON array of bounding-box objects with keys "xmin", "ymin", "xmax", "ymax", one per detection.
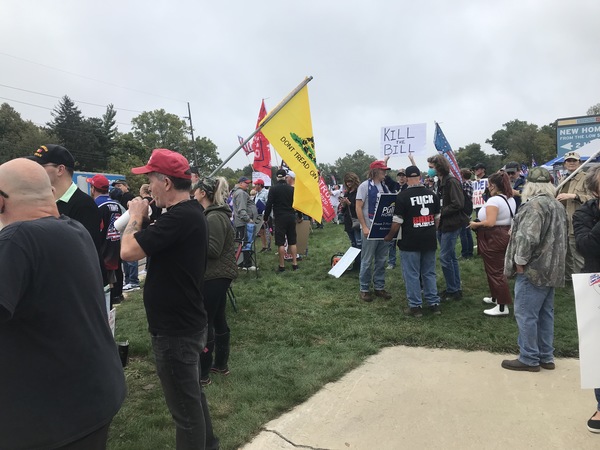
[
  {"xmin": 504, "ymin": 193, "xmax": 567, "ymax": 287},
  {"xmin": 204, "ymin": 204, "xmax": 238, "ymax": 282}
]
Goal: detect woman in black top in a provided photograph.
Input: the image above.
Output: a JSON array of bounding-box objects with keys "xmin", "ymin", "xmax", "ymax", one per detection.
[{"xmin": 340, "ymin": 172, "xmax": 362, "ymax": 270}]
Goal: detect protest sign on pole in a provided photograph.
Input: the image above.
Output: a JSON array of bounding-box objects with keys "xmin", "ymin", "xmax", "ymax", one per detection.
[
  {"xmin": 380, "ymin": 123, "xmax": 426, "ymax": 159},
  {"xmin": 472, "ymin": 179, "xmax": 488, "ymax": 209}
]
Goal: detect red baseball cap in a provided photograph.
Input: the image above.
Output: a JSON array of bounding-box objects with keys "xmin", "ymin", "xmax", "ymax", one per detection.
[
  {"xmin": 131, "ymin": 149, "xmax": 191, "ymax": 179},
  {"xmin": 86, "ymin": 174, "xmax": 110, "ymax": 190},
  {"xmin": 370, "ymin": 160, "xmax": 390, "ymax": 170},
  {"xmin": 254, "ymin": 179, "xmax": 264, "ymax": 185}
]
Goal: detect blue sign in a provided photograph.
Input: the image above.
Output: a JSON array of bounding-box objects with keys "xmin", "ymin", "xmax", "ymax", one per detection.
[
  {"xmin": 367, "ymin": 193, "xmax": 397, "ymax": 240},
  {"xmin": 557, "ymin": 115, "xmax": 600, "ymax": 157},
  {"xmin": 73, "ymin": 171, "xmax": 126, "ymax": 195}
]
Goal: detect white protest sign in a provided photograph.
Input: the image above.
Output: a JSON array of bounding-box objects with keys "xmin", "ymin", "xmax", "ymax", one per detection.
[
  {"xmin": 328, "ymin": 247, "xmax": 361, "ymax": 278},
  {"xmin": 573, "ymin": 273, "xmax": 600, "ymax": 389},
  {"xmin": 380, "ymin": 123, "xmax": 426, "ymax": 158},
  {"xmin": 472, "ymin": 179, "xmax": 488, "ymax": 209}
]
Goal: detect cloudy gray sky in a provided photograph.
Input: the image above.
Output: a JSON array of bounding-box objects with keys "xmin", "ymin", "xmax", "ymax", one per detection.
[{"xmin": 2, "ymin": 0, "xmax": 599, "ymax": 171}]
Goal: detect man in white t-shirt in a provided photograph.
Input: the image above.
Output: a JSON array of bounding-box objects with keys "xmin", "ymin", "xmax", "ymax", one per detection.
[{"xmin": 355, "ymin": 161, "xmax": 393, "ymax": 302}]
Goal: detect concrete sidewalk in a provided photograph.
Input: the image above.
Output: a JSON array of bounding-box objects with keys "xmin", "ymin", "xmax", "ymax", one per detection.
[{"xmin": 241, "ymin": 346, "xmax": 598, "ymax": 449}]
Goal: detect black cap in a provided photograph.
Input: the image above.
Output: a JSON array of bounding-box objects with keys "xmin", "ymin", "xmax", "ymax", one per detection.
[
  {"xmin": 473, "ymin": 163, "xmax": 486, "ymax": 170},
  {"xmin": 504, "ymin": 162, "xmax": 520, "ymax": 173},
  {"xmin": 276, "ymin": 169, "xmax": 287, "ymax": 179},
  {"xmin": 405, "ymin": 166, "xmax": 421, "ymax": 177},
  {"xmin": 28, "ymin": 144, "xmax": 75, "ymax": 169},
  {"xmin": 111, "ymin": 179, "xmax": 128, "ymax": 187}
]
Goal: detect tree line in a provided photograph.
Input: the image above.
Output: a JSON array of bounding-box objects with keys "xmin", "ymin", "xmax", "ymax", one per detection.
[{"xmin": 2, "ymin": 96, "xmax": 598, "ymax": 189}]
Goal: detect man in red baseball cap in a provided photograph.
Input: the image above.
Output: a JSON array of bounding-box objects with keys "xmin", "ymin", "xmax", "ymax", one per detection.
[
  {"xmin": 355, "ymin": 160, "xmax": 393, "ymax": 302},
  {"xmin": 87, "ymin": 173, "xmax": 125, "ymax": 307},
  {"xmin": 121, "ymin": 149, "xmax": 218, "ymax": 449}
]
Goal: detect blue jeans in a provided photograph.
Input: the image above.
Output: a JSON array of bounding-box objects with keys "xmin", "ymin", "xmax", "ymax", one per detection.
[
  {"xmin": 401, "ymin": 250, "xmax": 440, "ymax": 307},
  {"xmin": 438, "ymin": 229, "xmax": 461, "ymax": 293},
  {"xmin": 242, "ymin": 223, "xmax": 255, "ymax": 251},
  {"xmin": 387, "ymin": 241, "xmax": 397, "ymax": 267},
  {"xmin": 151, "ymin": 330, "xmax": 219, "ymax": 450},
  {"xmin": 459, "ymin": 226, "xmax": 473, "ymax": 258},
  {"xmin": 123, "ymin": 260, "xmax": 139, "ymax": 285},
  {"xmin": 513, "ymin": 274, "xmax": 555, "ymax": 366},
  {"xmin": 359, "ymin": 238, "xmax": 388, "ymax": 292},
  {"xmin": 346, "ymin": 228, "xmax": 362, "ymax": 269}
]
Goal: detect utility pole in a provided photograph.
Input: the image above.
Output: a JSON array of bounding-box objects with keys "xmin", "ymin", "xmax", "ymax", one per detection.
[{"xmin": 185, "ymin": 102, "xmax": 198, "ymax": 165}]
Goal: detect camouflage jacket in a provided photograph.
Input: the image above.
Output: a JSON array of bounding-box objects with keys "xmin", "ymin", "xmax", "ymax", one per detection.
[{"xmin": 504, "ymin": 193, "xmax": 567, "ymax": 287}]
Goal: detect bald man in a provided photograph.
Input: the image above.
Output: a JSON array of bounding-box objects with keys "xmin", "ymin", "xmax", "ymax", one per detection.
[{"xmin": 0, "ymin": 158, "xmax": 125, "ymax": 449}]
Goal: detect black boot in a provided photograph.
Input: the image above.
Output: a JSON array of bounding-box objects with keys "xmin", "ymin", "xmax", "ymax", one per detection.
[
  {"xmin": 200, "ymin": 337, "xmax": 214, "ymax": 383},
  {"xmin": 211, "ymin": 332, "xmax": 231, "ymax": 375}
]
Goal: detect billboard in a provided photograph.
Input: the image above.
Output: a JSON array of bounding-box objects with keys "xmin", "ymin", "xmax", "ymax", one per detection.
[{"xmin": 556, "ymin": 115, "xmax": 600, "ymax": 158}]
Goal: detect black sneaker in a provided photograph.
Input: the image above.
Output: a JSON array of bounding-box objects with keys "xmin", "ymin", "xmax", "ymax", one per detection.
[
  {"xmin": 587, "ymin": 413, "xmax": 600, "ymax": 433},
  {"xmin": 443, "ymin": 290, "xmax": 463, "ymax": 301},
  {"xmin": 292, "ymin": 265, "xmax": 299, "ymax": 271},
  {"xmin": 429, "ymin": 304, "xmax": 441, "ymax": 315},
  {"xmin": 407, "ymin": 306, "xmax": 423, "ymax": 317},
  {"xmin": 276, "ymin": 266, "xmax": 285, "ymax": 273}
]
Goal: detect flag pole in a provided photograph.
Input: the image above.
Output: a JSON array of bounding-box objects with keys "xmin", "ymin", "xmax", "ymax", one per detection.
[
  {"xmin": 554, "ymin": 147, "xmax": 600, "ymax": 192},
  {"xmin": 209, "ymin": 76, "xmax": 313, "ymax": 177}
]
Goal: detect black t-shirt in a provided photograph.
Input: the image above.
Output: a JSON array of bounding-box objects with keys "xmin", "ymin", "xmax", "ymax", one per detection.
[
  {"xmin": 394, "ymin": 185, "xmax": 440, "ymax": 252},
  {"xmin": 264, "ymin": 180, "xmax": 296, "ymax": 219},
  {"xmin": 57, "ymin": 186, "xmax": 107, "ymax": 283},
  {"xmin": 58, "ymin": 187, "xmax": 101, "ymax": 246},
  {"xmin": 0, "ymin": 216, "xmax": 126, "ymax": 449},
  {"xmin": 135, "ymin": 199, "xmax": 208, "ymax": 336}
]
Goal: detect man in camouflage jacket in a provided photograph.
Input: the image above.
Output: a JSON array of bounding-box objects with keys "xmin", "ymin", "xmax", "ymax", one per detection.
[{"xmin": 502, "ymin": 167, "xmax": 568, "ymax": 372}]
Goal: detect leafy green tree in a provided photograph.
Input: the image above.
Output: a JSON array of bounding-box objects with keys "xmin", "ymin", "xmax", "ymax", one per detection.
[
  {"xmin": 333, "ymin": 149, "xmax": 377, "ymax": 181},
  {"xmin": 190, "ymin": 137, "xmax": 222, "ymax": 174},
  {"xmin": 131, "ymin": 109, "xmax": 188, "ymax": 153},
  {"xmin": 486, "ymin": 119, "xmax": 556, "ymax": 166},
  {"xmin": 46, "ymin": 96, "xmax": 108, "ymax": 171},
  {"xmin": 0, "ymin": 103, "xmax": 55, "ymax": 163},
  {"xmin": 455, "ymin": 143, "xmax": 486, "ymax": 169},
  {"xmin": 587, "ymin": 104, "xmax": 600, "ymax": 116}
]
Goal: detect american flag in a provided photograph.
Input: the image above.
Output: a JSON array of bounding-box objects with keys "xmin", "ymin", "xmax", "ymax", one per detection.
[{"xmin": 434, "ymin": 122, "xmax": 463, "ymax": 182}]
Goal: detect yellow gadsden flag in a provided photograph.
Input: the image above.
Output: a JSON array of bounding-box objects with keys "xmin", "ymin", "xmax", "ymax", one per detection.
[{"xmin": 260, "ymin": 85, "xmax": 322, "ymax": 220}]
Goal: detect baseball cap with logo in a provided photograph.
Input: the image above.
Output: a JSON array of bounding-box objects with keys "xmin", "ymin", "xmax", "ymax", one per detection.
[
  {"xmin": 276, "ymin": 169, "xmax": 287, "ymax": 179},
  {"xmin": 238, "ymin": 176, "xmax": 251, "ymax": 184},
  {"xmin": 405, "ymin": 166, "xmax": 421, "ymax": 178},
  {"xmin": 87, "ymin": 174, "xmax": 110, "ymax": 190},
  {"xmin": 527, "ymin": 167, "xmax": 551, "ymax": 183},
  {"xmin": 370, "ymin": 160, "xmax": 391, "ymax": 170},
  {"xmin": 564, "ymin": 151, "xmax": 581, "ymax": 161},
  {"xmin": 131, "ymin": 149, "xmax": 191, "ymax": 179},
  {"xmin": 28, "ymin": 144, "xmax": 75, "ymax": 169}
]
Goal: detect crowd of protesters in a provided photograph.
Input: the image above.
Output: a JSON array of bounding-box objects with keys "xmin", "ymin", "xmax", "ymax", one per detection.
[{"xmin": 3, "ymin": 142, "xmax": 600, "ymax": 450}]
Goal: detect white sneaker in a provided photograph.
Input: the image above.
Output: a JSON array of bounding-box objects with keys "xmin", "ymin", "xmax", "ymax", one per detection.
[
  {"xmin": 123, "ymin": 283, "xmax": 140, "ymax": 292},
  {"xmin": 483, "ymin": 297, "xmax": 497, "ymax": 304},
  {"xmin": 484, "ymin": 305, "xmax": 509, "ymax": 316},
  {"xmin": 386, "ymin": 265, "xmax": 395, "ymax": 270},
  {"xmin": 247, "ymin": 266, "xmax": 257, "ymax": 271}
]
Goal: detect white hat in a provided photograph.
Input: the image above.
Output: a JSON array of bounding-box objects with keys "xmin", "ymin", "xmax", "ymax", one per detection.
[{"xmin": 286, "ymin": 170, "xmax": 296, "ymax": 179}]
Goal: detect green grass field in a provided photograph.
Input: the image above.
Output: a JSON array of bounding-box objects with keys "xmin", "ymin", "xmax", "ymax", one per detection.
[{"xmin": 109, "ymin": 223, "xmax": 578, "ymax": 449}]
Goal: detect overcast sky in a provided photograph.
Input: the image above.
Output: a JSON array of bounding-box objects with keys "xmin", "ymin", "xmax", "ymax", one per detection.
[{"xmin": 2, "ymin": 0, "xmax": 599, "ymax": 171}]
